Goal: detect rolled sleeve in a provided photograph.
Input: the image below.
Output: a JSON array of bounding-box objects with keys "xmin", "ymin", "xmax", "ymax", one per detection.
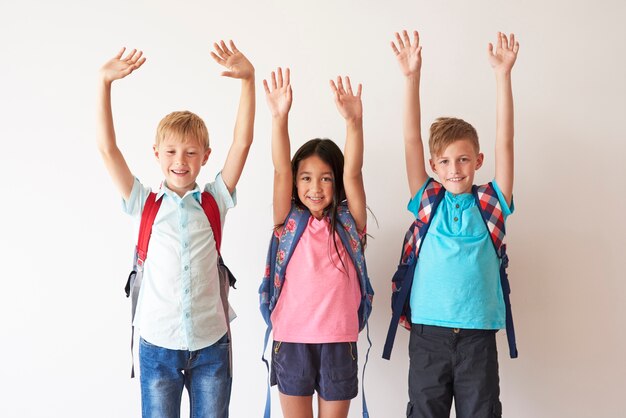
[
  {"xmin": 491, "ymin": 180, "xmax": 514, "ymax": 218},
  {"xmin": 204, "ymin": 172, "xmax": 237, "ymax": 226},
  {"xmin": 122, "ymin": 177, "xmax": 151, "ymax": 218},
  {"xmin": 407, "ymin": 178, "xmax": 432, "ymax": 217}
]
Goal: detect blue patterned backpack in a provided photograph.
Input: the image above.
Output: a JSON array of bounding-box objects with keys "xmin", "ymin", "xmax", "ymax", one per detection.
[
  {"xmin": 382, "ymin": 178, "xmax": 518, "ymax": 360},
  {"xmin": 259, "ymin": 202, "xmax": 374, "ymax": 418}
]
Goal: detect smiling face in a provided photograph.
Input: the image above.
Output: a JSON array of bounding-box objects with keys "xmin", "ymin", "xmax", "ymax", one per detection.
[
  {"xmin": 153, "ymin": 135, "xmax": 211, "ymax": 197},
  {"xmin": 430, "ymin": 138, "xmax": 483, "ymax": 195},
  {"xmin": 295, "ymin": 155, "xmax": 335, "ymax": 220}
]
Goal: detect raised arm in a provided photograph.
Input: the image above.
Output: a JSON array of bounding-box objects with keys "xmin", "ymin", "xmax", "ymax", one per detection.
[
  {"xmin": 488, "ymin": 32, "xmax": 519, "ymax": 206},
  {"xmin": 263, "ymin": 68, "xmax": 293, "ymax": 227},
  {"xmin": 210, "ymin": 40, "xmax": 256, "ymax": 195},
  {"xmin": 97, "ymin": 48, "xmax": 146, "ymax": 201},
  {"xmin": 330, "ymin": 76, "xmax": 366, "ymax": 232},
  {"xmin": 391, "ymin": 30, "xmax": 429, "ymax": 198}
]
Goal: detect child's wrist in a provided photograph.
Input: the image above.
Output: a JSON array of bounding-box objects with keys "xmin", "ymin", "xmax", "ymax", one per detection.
[
  {"xmin": 405, "ymin": 73, "xmax": 421, "ymax": 85},
  {"xmin": 345, "ymin": 117, "xmax": 363, "ymax": 128}
]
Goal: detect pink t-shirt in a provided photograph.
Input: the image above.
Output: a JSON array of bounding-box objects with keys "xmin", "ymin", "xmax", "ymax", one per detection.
[{"xmin": 271, "ymin": 216, "xmax": 362, "ymax": 343}]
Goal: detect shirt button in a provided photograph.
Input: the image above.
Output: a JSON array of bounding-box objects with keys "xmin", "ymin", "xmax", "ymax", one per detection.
[
  {"xmin": 185, "ymin": 313, "xmax": 190, "ymax": 318},
  {"xmin": 184, "ymin": 242, "xmax": 189, "ymax": 248},
  {"xmin": 453, "ymin": 328, "xmax": 460, "ymax": 334},
  {"xmin": 184, "ymin": 265, "xmax": 189, "ymax": 271},
  {"xmin": 453, "ymin": 217, "xmax": 458, "ymax": 222},
  {"xmin": 180, "ymin": 202, "xmax": 185, "ymax": 208},
  {"xmin": 455, "ymin": 204, "xmax": 460, "ymax": 209},
  {"xmin": 185, "ymin": 289, "xmax": 190, "ymax": 294}
]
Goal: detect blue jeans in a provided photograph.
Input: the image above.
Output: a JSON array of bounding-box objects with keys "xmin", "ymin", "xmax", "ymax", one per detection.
[{"xmin": 139, "ymin": 334, "xmax": 232, "ymax": 418}]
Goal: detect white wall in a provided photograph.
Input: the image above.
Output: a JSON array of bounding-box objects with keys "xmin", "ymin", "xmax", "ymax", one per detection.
[{"xmin": 1, "ymin": 1, "xmax": 624, "ymax": 417}]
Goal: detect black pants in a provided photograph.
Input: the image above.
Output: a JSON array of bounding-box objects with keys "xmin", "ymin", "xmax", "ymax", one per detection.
[{"xmin": 407, "ymin": 324, "xmax": 502, "ymax": 418}]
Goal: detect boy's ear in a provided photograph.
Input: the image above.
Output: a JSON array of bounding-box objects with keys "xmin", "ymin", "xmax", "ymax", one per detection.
[
  {"xmin": 429, "ymin": 158, "xmax": 437, "ymax": 173},
  {"xmin": 153, "ymin": 144, "xmax": 159, "ymax": 160},
  {"xmin": 475, "ymin": 152, "xmax": 484, "ymax": 170},
  {"xmin": 202, "ymin": 147, "xmax": 212, "ymax": 166}
]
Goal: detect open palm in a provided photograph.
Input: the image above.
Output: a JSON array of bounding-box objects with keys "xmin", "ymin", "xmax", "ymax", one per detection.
[
  {"xmin": 211, "ymin": 40, "xmax": 254, "ymax": 80},
  {"xmin": 391, "ymin": 30, "xmax": 422, "ymax": 77},
  {"xmin": 263, "ymin": 67, "xmax": 292, "ymax": 118},
  {"xmin": 488, "ymin": 32, "xmax": 519, "ymax": 74}
]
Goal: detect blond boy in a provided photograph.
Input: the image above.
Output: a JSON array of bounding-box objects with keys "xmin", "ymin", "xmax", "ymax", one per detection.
[{"xmin": 97, "ymin": 41, "xmax": 254, "ymax": 418}]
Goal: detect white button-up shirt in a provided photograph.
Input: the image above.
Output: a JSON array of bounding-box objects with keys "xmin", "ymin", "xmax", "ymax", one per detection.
[{"xmin": 123, "ymin": 173, "xmax": 236, "ymax": 351}]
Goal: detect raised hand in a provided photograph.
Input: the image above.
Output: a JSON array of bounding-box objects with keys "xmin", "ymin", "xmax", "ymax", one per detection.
[
  {"xmin": 210, "ymin": 40, "xmax": 254, "ymax": 80},
  {"xmin": 263, "ymin": 67, "xmax": 292, "ymax": 118},
  {"xmin": 488, "ymin": 32, "xmax": 519, "ymax": 74},
  {"xmin": 330, "ymin": 76, "xmax": 362, "ymax": 122},
  {"xmin": 100, "ymin": 48, "xmax": 146, "ymax": 84},
  {"xmin": 391, "ymin": 30, "xmax": 422, "ymax": 77}
]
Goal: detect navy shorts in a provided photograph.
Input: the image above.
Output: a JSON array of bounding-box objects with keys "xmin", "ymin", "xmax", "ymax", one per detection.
[
  {"xmin": 270, "ymin": 341, "xmax": 358, "ymax": 401},
  {"xmin": 407, "ymin": 324, "xmax": 502, "ymax": 418}
]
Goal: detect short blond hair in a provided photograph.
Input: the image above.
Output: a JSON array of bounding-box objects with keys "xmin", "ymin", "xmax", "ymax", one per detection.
[
  {"xmin": 155, "ymin": 111, "xmax": 209, "ymax": 149},
  {"xmin": 429, "ymin": 117, "xmax": 479, "ymax": 156}
]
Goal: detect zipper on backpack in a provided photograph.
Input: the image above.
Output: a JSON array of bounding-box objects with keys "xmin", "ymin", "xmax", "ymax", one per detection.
[
  {"xmin": 274, "ymin": 341, "xmax": 282, "ymax": 354},
  {"xmin": 348, "ymin": 342, "xmax": 356, "ymax": 360}
]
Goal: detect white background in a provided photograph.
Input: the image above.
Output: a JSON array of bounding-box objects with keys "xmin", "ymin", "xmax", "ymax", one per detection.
[{"xmin": 1, "ymin": 1, "xmax": 625, "ymax": 417}]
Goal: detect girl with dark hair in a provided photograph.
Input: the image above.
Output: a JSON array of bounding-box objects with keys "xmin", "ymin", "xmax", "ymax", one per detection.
[{"xmin": 262, "ymin": 67, "xmax": 368, "ymax": 418}]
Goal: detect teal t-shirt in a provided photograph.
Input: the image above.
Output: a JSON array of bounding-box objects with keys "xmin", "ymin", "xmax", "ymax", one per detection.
[{"xmin": 408, "ymin": 179, "xmax": 513, "ymax": 329}]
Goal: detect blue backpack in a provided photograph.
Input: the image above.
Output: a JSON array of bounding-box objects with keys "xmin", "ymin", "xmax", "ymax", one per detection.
[
  {"xmin": 382, "ymin": 179, "xmax": 518, "ymax": 360},
  {"xmin": 259, "ymin": 202, "xmax": 374, "ymax": 418}
]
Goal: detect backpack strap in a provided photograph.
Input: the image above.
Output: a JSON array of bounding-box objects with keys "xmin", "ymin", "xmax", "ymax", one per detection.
[
  {"xmin": 125, "ymin": 192, "xmax": 161, "ymax": 378},
  {"xmin": 335, "ymin": 206, "xmax": 373, "ymax": 418},
  {"xmin": 200, "ymin": 191, "xmax": 222, "ymax": 254},
  {"xmin": 383, "ymin": 179, "xmax": 445, "ymax": 360},
  {"xmin": 473, "ymin": 183, "xmax": 518, "ymax": 358},
  {"xmin": 260, "ymin": 205, "xmax": 310, "ymax": 418}
]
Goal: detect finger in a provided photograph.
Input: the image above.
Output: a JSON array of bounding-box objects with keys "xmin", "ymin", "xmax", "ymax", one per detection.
[
  {"xmin": 329, "ymin": 80, "xmax": 340, "ymax": 101},
  {"xmin": 210, "ymin": 51, "xmax": 226, "ymax": 66},
  {"xmin": 220, "ymin": 40, "xmax": 232, "ymax": 56},
  {"xmin": 487, "ymin": 43, "xmax": 494, "ymax": 57},
  {"xmin": 271, "ymin": 71, "xmax": 277, "ymax": 90},
  {"xmin": 277, "ymin": 67, "xmax": 283, "ymax": 88},
  {"xmin": 115, "ymin": 47, "xmax": 126, "ymax": 60},
  {"xmin": 390, "ymin": 41, "xmax": 400, "ymax": 55},
  {"xmin": 123, "ymin": 49, "xmax": 137, "ymax": 61},
  {"xmin": 213, "ymin": 42, "xmax": 226, "ymax": 58},
  {"xmin": 496, "ymin": 32, "xmax": 506, "ymax": 51},
  {"xmin": 345, "ymin": 76, "xmax": 353, "ymax": 96},
  {"xmin": 496, "ymin": 32, "xmax": 503, "ymax": 51},
  {"xmin": 130, "ymin": 51, "xmax": 143, "ymax": 64},
  {"xmin": 329, "ymin": 79, "xmax": 338, "ymax": 94},
  {"xmin": 287, "ymin": 85, "xmax": 293, "ymax": 101},
  {"xmin": 509, "ymin": 33, "xmax": 515, "ymax": 50},
  {"xmin": 502, "ymin": 33, "xmax": 510, "ymax": 49},
  {"xmin": 513, "ymin": 40, "xmax": 520, "ymax": 54},
  {"xmin": 221, "ymin": 71, "xmax": 235, "ymax": 78},
  {"xmin": 229, "ymin": 40, "xmax": 240, "ymax": 54},
  {"xmin": 134, "ymin": 57, "xmax": 147, "ymax": 70},
  {"xmin": 356, "ymin": 83, "xmax": 362, "ymax": 97},
  {"xmin": 402, "ymin": 30, "xmax": 411, "ymax": 47},
  {"xmin": 417, "ymin": 45, "xmax": 422, "ymax": 57},
  {"xmin": 395, "ymin": 32, "xmax": 405, "ymax": 49},
  {"xmin": 263, "ymin": 79, "xmax": 270, "ymax": 95},
  {"xmin": 337, "ymin": 76, "xmax": 346, "ymax": 95},
  {"xmin": 284, "ymin": 67, "xmax": 290, "ymax": 86},
  {"xmin": 413, "ymin": 30, "xmax": 419, "ymax": 47}
]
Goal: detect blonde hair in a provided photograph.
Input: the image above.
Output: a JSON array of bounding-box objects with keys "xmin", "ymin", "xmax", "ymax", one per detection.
[
  {"xmin": 429, "ymin": 117, "xmax": 479, "ymax": 156},
  {"xmin": 155, "ymin": 111, "xmax": 209, "ymax": 149}
]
